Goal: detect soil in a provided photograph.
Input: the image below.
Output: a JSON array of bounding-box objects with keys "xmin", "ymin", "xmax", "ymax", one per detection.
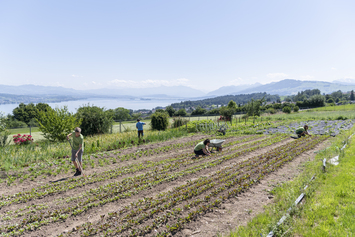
[
  {"xmin": 262, "ymin": 119, "xmax": 354, "ymax": 136},
  {"xmin": 0, "ymin": 134, "xmax": 329, "ymax": 237},
  {"xmin": 178, "ymin": 140, "xmax": 330, "ymax": 237}
]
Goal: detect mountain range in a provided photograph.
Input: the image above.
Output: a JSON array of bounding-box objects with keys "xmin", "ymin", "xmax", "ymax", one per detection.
[
  {"xmin": 207, "ymin": 79, "xmax": 355, "ymax": 96},
  {"xmin": 1, "ymin": 79, "xmax": 355, "ymax": 104}
]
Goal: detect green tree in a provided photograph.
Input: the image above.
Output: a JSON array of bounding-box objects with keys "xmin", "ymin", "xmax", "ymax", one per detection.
[
  {"xmin": 113, "ymin": 107, "xmax": 131, "ymax": 121},
  {"xmin": 131, "ymin": 113, "xmax": 142, "ymax": 120},
  {"xmin": 175, "ymin": 108, "xmax": 187, "ymax": 116},
  {"xmin": 293, "ymin": 106, "xmax": 299, "ymax": 113},
  {"xmin": 165, "ymin": 106, "xmax": 175, "ymax": 117},
  {"xmin": 37, "ymin": 106, "xmax": 82, "ymax": 142},
  {"xmin": 245, "ymin": 98, "xmax": 265, "ymax": 117},
  {"xmin": 13, "ymin": 103, "xmax": 51, "ymax": 125},
  {"xmin": 219, "ymin": 106, "xmax": 235, "ymax": 123},
  {"xmin": 76, "ymin": 105, "xmax": 113, "ymax": 136},
  {"xmin": 151, "ymin": 112, "xmax": 169, "ymax": 131},
  {"xmin": 191, "ymin": 106, "xmax": 207, "ymax": 115},
  {"xmin": 350, "ymin": 90, "xmax": 355, "ymax": 101},
  {"xmin": 282, "ymin": 106, "xmax": 291, "ymax": 114}
]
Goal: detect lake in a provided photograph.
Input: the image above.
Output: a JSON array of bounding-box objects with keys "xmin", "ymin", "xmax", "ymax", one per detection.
[{"xmin": 0, "ymin": 98, "xmax": 182, "ymax": 115}]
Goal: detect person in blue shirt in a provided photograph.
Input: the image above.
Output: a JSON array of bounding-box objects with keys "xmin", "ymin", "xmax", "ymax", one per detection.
[{"xmin": 136, "ymin": 119, "xmax": 146, "ymax": 138}]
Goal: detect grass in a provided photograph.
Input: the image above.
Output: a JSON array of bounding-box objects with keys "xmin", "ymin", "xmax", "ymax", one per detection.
[
  {"xmin": 311, "ymin": 103, "xmax": 355, "ymax": 111},
  {"xmin": 225, "ymin": 126, "xmax": 355, "ymax": 237},
  {"xmin": 8, "ymin": 127, "xmax": 40, "ymax": 135}
]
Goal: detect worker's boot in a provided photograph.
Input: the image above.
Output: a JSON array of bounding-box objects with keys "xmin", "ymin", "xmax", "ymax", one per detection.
[{"xmin": 74, "ymin": 168, "xmax": 81, "ymax": 176}]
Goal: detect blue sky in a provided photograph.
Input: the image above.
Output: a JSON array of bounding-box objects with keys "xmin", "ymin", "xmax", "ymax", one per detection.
[{"xmin": 0, "ymin": 0, "xmax": 354, "ymax": 91}]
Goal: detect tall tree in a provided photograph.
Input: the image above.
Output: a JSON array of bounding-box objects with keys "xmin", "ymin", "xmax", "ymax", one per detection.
[{"xmin": 350, "ymin": 90, "xmax": 355, "ymax": 101}]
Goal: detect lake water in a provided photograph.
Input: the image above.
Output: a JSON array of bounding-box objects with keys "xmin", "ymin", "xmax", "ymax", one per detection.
[{"xmin": 0, "ymin": 98, "xmax": 182, "ymax": 115}]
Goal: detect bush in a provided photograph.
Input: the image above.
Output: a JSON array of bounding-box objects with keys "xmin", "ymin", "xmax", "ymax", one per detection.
[
  {"xmin": 6, "ymin": 119, "xmax": 28, "ymax": 128},
  {"xmin": 282, "ymin": 106, "xmax": 291, "ymax": 114},
  {"xmin": 13, "ymin": 134, "xmax": 33, "ymax": 145},
  {"xmin": 336, "ymin": 115, "xmax": 347, "ymax": 120},
  {"xmin": 172, "ymin": 117, "xmax": 189, "ymax": 128},
  {"xmin": 151, "ymin": 112, "xmax": 169, "ymax": 131},
  {"xmin": 186, "ymin": 119, "xmax": 214, "ymax": 132},
  {"xmin": 0, "ymin": 130, "xmax": 11, "ymax": 147},
  {"xmin": 37, "ymin": 106, "xmax": 82, "ymax": 142},
  {"xmin": 293, "ymin": 106, "xmax": 299, "ymax": 113},
  {"xmin": 266, "ymin": 108, "xmax": 276, "ymax": 114},
  {"xmin": 175, "ymin": 108, "xmax": 187, "ymax": 116},
  {"xmin": 76, "ymin": 105, "xmax": 113, "ymax": 136}
]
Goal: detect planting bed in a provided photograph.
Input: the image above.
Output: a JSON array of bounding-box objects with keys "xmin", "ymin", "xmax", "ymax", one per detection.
[
  {"xmin": 0, "ymin": 134, "xmax": 328, "ymax": 237},
  {"xmin": 262, "ymin": 119, "xmax": 354, "ymax": 136}
]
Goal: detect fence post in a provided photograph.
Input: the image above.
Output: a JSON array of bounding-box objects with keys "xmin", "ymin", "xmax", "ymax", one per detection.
[
  {"xmin": 119, "ymin": 121, "xmax": 122, "ymax": 133},
  {"xmin": 29, "ymin": 125, "xmax": 31, "ymax": 136},
  {"xmin": 111, "ymin": 124, "xmax": 113, "ymax": 134}
]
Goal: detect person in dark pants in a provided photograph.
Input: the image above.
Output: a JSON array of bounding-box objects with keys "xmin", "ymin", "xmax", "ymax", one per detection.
[
  {"xmin": 194, "ymin": 139, "xmax": 211, "ymax": 158},
  {"xmin": 295, "ymin": 125, "xmax": 311, "ymax": 138},
  {"xmin": 136, "ymin": 119, "xmax": 146, "ymax": 139}
]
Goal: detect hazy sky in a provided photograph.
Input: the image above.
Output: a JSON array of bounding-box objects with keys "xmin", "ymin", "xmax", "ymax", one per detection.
[{"xmin": 0, "ymin": 0, "xmax": 354, "ymax": 92}]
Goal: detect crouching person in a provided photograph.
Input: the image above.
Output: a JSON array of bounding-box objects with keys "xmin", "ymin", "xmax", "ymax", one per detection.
[
  {"xmin": 295, "ymin": 125, "xmax": 311, "ymax": 138},
  {"xmin": 67, "ymin": 127, "xmax": 84, "ymax": 176},
  {"xmin": 194, "ymin": 139, "xmax": 211, "ymax": 158}
]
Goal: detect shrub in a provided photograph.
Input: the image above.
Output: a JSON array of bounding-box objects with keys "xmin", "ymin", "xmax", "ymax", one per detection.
[
  {"xmin": 186, "ymin": 119, "xmax": 214, "ymax": 132},
  {"xmin": 6, "ymin": 119, "xmax": 28, "ymax": 128},
  {"xmin": 0, "ymin": 130, "xmax": 11, "ymax": 147},
  {"xmin": 37, "ymin": 106, "xmax": 82, "ymax": 142},
  {"xmin": 172, "ymin": 117, "xmax": 189, "ymax": 128},
  {"xmin": 282, "ymin": 106, "xmax": 291, "ymax": 114},
  {"xmin": 266, "ymin": 108, "xmax": 276, "ymax": 114},
  {"xmin": 336, "ymin": 115, "xmax": 347, "ymax": 120},
  {"xmin": 293, "ymin": 106, "xmax": 299, "ymax": 113},
  {"xmin": 13, "ymin": 134, "xmax": 33, "ymax": 145},
  {"xmin": 76, "ymin": 105, "xmax": 113, "ymax": 136},
  {"xmin": 175, "ymin": 108, "xmax": 187, "ymax": 116},
  {"xmin": 151, "ymin": 112, "xmax": 169, "ymax": 131}
]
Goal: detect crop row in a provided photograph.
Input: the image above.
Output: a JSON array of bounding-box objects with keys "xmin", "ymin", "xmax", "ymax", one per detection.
[
  {"xmin": 0, "ymin": 135, "xmax": 288, "ymax": 235},
  {"xmin": 0, "ymin": 135, "xmax": 263, "ymax": 205},
  {"xmin": 4, "ymin": 134, "xmax": 256, "ymax": 186},
  {"xmin": 60, "ymin": 135, "xmax": 327, "ymax": 236}
]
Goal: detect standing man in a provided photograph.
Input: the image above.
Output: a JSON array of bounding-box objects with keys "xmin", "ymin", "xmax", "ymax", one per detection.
[
  {"xmin": 194, "ymin": 139, "xmax": 211, "ymax": 158},
  {"xmin": 67, "ymin": 127, "xmax": 84, "ymax": 176},
  {"xmin": 295, "ymin": 125, "xmax": 311, "ymax": 138},
  {"xmin": 136, "ymin": 119, "xmax": 146, "ymax": 139}
]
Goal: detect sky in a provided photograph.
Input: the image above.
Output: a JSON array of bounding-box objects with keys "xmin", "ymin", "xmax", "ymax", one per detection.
[{"xmin": 0, "ymin": 0, "xmax": 355, "ymax": 92}]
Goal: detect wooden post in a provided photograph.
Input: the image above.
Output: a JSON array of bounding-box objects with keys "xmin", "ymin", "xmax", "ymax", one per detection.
[{"xmin": 119, "ymin": 121, "xmax": 122, "ymax": 133}]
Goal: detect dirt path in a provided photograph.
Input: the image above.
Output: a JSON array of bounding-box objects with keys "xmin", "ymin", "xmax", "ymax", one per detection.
[{"xmin": 179, "ymin": 140, "xmax": 329, "ymax": 237}]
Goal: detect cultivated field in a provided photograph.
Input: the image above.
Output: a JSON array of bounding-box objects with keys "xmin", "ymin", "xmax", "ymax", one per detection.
[{"xmin": 0, "ymin": 132, "xmax": 328, "ymax": 237}]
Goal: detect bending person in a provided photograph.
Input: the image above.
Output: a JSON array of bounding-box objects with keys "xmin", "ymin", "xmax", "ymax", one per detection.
[
  {"xmin": 295, "ymin": 125, "xmax": 311, "ymax": 138},
  {"xmin": 67, "ymin": 127, "xmax": 84, "ymax": 176},
  {"xmin": 194, "ymin": 139, "xmax": 211, "ymax": 158}
]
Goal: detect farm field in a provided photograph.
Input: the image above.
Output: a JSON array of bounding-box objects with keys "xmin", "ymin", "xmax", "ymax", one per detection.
[{"xmin": 0, "ymin": 132, "xmax": 328, "ymax": 237}]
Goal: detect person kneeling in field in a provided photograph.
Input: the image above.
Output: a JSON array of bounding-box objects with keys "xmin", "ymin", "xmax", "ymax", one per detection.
[
  {"xmin": 194, "ymin": 139, "xmax": 211, "ymax": 158},
  {"xmin": 67, "ymin": 127, "xmax": 84, "ymax": 176},
  {"xmin": 295, "ymin": 125, "xmax": 311, "ymax": 138}
]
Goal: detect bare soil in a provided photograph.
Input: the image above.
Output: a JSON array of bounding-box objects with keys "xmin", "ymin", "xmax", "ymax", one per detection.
[{"xmin": 0, "ymin": 134, "xmax": 328, "ymax": 237}]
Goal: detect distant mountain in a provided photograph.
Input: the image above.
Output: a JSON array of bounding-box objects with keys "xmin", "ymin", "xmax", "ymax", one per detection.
[
  {"xmin": 0, "ymin": 84, "xmax": 83, "ymax": 96},
  {"xmin": 235, "ymin": 79, "xmax": 355, "ymax": 95},
  {"xmin": 332, "ymin": 78, "xmax": 355, "ymax": 86},
  {"xmin": 0, "ymin": 84, "xmax": 205, "ymax": 99},
  {"xmin": 207, "ymin": 83, "xmax": 262, "ymax": 96},
  {"xmin": 87, "ymin": 86, "xmax": 206, "ymax": 98}
]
